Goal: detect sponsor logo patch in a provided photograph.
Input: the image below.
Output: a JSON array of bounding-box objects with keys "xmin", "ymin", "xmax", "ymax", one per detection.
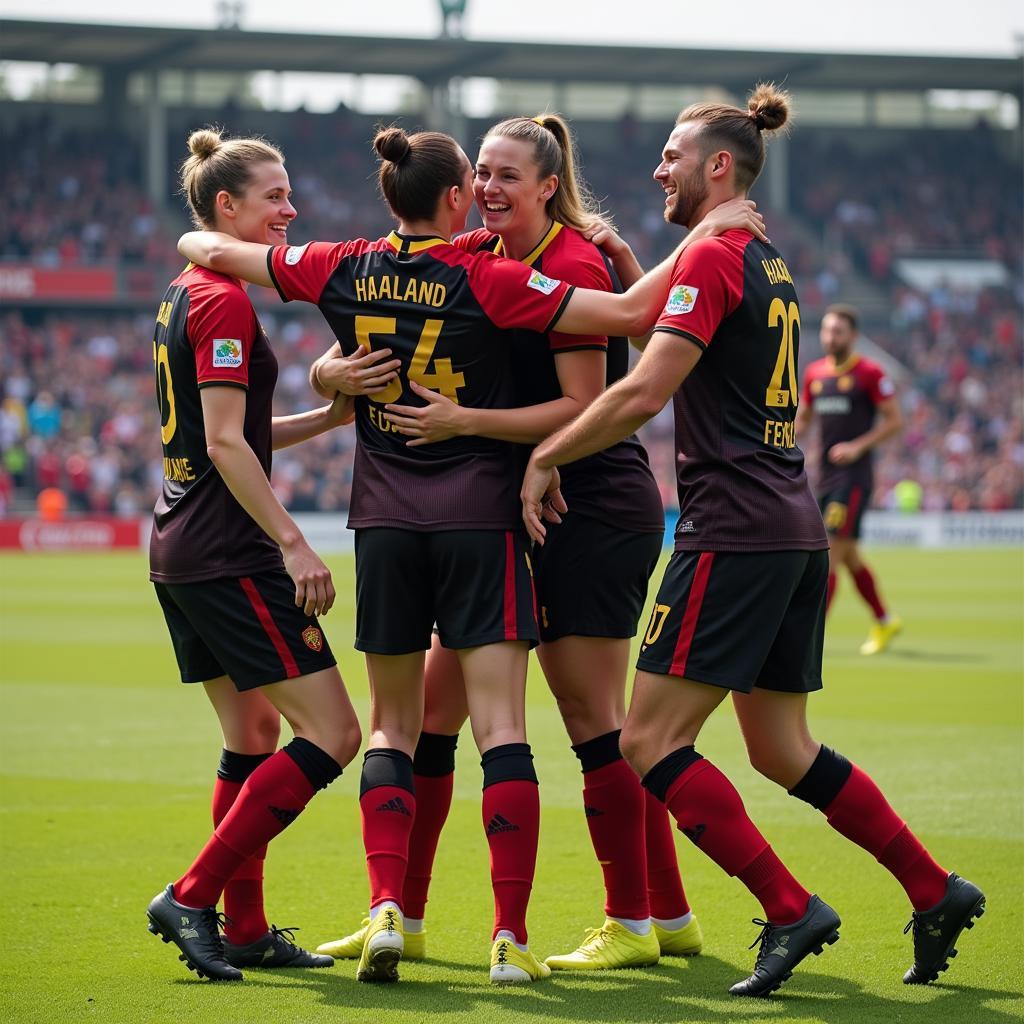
[
  {"xmin": 527, "ymin": 270, "xmax": 560, "ymax": 295},
  {"xmin": 664, "ymin": 284, "xmax": 699, "ymax": 315},
  {"xmin": 879, "ymin": 376, "xmax": 895, "ymax": 397},
  {"xmin": 284, "ymin": 243, "xmax": 309, "ymax": 265},
  {"xmin": 212, "ymin": 339, "xmax": 243, "ymax": 368},
  {"xmin": 302, "ymin": 625, "xmax": 323, "ymax": 652}
]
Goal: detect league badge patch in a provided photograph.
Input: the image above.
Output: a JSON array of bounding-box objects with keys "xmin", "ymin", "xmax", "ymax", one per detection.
[
  {"xmin": 212, "ymin": 339, "xmax": 243, "ymax": 368},
  {"xmin": 664, "ymin": 284, "xmax": 699, "ymax": 315},
  {"xmin": 527, "ymin": 270, "xmax": 560, "ymax": 295}
]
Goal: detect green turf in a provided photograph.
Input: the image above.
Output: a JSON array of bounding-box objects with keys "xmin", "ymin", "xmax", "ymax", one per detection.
[{"xmin": 1, "ymin": 547, "xmax": 1022, "ymax": 1024}]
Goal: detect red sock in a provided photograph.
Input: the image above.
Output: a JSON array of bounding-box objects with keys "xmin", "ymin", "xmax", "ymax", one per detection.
[
  {"xmin": 361, "ymin": 786, "xmax": 416, "ymax": 910},
  {"xmin": 852, "ymin": 565, "xmax": 887, "ymax": 620},
  {"xmin": 581, "ymin": 760, "xmax": 648, "ymax": 920},
  {"xmin": 824, "ymin": 764, "xmax": 947, "ymax": 911},
  {"xmin": 212, "ymin": 777, "xmax": 269, "ymax": 945},
  {"xmin": 826, "ymin": 571, "xmax": 838, "ymax": 614},
  {"xmin": 175, "ymin": 750, "xmax": 315, "ymax": 909},
  {"xmin": 402, "ymin": 773, "xmax": 453, "ymax": 919},
  {"xmin": 483, "ymin": 780, "xmax": 539, "ymax": 944},
  {"xmin": 666, "ymin": 759, "xmax": 810, "ymax": 925},
  {"xmin": 644, "ymin": 789, "xmax": 690, "ymax": 919}
]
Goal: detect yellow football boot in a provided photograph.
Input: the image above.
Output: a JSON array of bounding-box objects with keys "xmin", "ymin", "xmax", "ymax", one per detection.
[
  {"xmin": 545, "ymin": 920, "xmax": 660, "ymax": 970},
  {"xmin": 654, "ymin": 915, "xmax": 704, "ymax": 956},
  {"xmin": 317, "ymin": 918, "xmax": 426, "ymax": 960},
  {"xmin": 489, "ymin": 936, "xmax": 552, "ymax": 985},
  {"xmin": 355, "ymin": 906, "xmax": 403, "ymax": 983},
  {"xmin": 860, "ymin": 615, "xmax": 903, "ymax": 656}
]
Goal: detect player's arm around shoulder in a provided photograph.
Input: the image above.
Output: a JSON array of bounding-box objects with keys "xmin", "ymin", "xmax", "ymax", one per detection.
[{"xmin": 179, "ymin": 231, "xmax": 274, "ymax": 287}]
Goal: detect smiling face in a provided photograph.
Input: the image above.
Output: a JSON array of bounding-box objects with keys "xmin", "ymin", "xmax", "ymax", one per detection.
[
  {"xmin": 217, "ymin": 160, "xmax": 296, "ymax": 245},
  {"xmin": 473, "ymin": 135, "xmax": 555, "ymax": 236},
  {"xmin": 653, "ymin": 122, "xmax": 711, "ymax": 229}
]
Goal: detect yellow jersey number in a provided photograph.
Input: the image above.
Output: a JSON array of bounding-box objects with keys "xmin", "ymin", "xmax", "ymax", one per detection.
[
  {"xmin": 765, "ymin": 298, "xmax": 800, "ymax": 409},
  {"xmin": 153, "ymin": 340, "xmax": 177, "ymax": 445},
  {"xmin": 356, "ymin": 315, "xmax": 466, "ymax": 405}
]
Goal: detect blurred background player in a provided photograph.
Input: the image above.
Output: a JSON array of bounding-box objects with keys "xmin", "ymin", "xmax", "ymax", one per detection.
[
  {"xmin": 315, "ymin": 114, "xmax": 764, "ymax": 972},
  {"xmin": 797, "ymin": 305, "xmax": 904, "ymax": 654},
  {"xmin": 146, "ymin": 128, "xmax": 362, "ymax": 981},
  {"xmin": 522, "ymin": 84, "xmax": 985, "ymax": 999}
]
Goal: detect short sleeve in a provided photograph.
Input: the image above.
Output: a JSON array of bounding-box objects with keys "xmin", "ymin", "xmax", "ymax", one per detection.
[
  {"xmin": 865, "ymin": 362, "xmax": 895, "ymax": 405},
  {"xmin": 267, "ymin": 240, "xmax": 350, "ymax": 304},
  {"xmin": 188, "ymin": 283, "xmax": 257, "ymax": 390},
  {"xmin": 545, "ymin": 247, "xmax": 611, "ymax": 353},
  {"xmin": 654, "ymin": 237, "xmax": 743, "ymax": 349},
  {"xmin": 468, "ymin": 252, "xmax": 574, "ymax": 333}
]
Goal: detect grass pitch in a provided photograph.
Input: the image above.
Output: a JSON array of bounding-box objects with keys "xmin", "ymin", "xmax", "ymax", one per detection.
[{"xmin": 1, "ymin": 547, "xmax": 1022, "ymax": 1024}]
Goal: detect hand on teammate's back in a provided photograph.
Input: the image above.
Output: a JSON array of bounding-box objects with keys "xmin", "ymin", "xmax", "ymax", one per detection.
[
  {"xmin": 317, "ymin": 345, "xmax": 402, "ymax": 396},
  {"xmin": 384, "ymin": 381, "xmax": 465, "ymax": 446},
  {"xmin": 697, "ymin": 198, "xmax": 769, "ymax": 243},
  {"xmin": 281, "ymin": 537, "xmax": 335, "ymax": 616}
]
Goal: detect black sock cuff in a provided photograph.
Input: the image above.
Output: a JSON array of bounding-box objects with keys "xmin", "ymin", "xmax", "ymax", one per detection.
[
  {"xmin": 787, "ymin": 745, "xmax": 853, "ymax": 810},
  {"xmin": 413, "ymin": 732, "xmax": 459, "ymax": 777},
  {"xmin": 217, "ymin": 749, "xmax": 272, "ymax": 783},
  {"xmin": 360, "ymin": 747, "xmax": 415, "ymax": 797},
  {"xmin": 640, "ymin": 745, "xmax": 703, "ymax": 803},
  {"xmin": 282, "ymin": 737, "xmax": 342, "ymax": 792},
  {"xmin": 481, "ymin": 742, "xmax": 538, "ymax": 789},
  {"xmin": 571, "ymin": 730, "xmax": 623, "ymax": 774}
]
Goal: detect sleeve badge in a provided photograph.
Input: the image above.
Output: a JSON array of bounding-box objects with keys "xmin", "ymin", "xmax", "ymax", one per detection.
[{"xmin": 664, "ymin": 284, "xmax": 699, "ymax": 315}]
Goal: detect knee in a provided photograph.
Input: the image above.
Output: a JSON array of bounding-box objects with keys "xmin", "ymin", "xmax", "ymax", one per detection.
[
  {"xmin": 618, "ymin": 720, "xmax": 647, "ymax": 775},
  {"xmin": 747, "ymin": 739, "xmax": 818, "ymax": 790},
  {"xmin": 252, "ymin": 711, "xmax": 282, "ymax": 751},
  {"xmin": 322, "ymin": 716, "xmax": 362, "ymax": 770}
]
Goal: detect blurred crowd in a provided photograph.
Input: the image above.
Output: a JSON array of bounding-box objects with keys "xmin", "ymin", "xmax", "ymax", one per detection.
[{"xmin": 1, "ymin": 115, "xmax": 1020, "ymax": 518}]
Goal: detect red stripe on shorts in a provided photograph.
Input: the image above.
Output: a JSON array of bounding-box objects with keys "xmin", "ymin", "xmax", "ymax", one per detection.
[
  {"xmin": 841, "ymin": 487, "xmax": 863, "ymax": 538},
  {"xmin": 504, "ymin": 531, "xmax": 518, "ymax": 641},
  {"xmin": 669, "ymin": 552, "xmax": 715, "ymax": 677},
  {"xmin": 239, "ymin": 576, "xmax": 301, "ymax": 679}
]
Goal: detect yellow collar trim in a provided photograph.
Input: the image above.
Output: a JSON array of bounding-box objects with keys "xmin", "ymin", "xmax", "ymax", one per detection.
[
  {"xmin": 494, "ymin": 221, "xmax": 563, "ymax": 267},
  {"xmin": 386, "ymin": 231, "xmax": 449, "ymax": 254}
]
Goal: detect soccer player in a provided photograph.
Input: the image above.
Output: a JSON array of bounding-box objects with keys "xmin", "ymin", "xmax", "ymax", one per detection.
[
  {"xmin": 178, "ymin": 124, "xmax": 750, "ymax": 985},
  {"xmin": 146, "ymin": 128, "xmax": 362, "ymax": 981},
  {"xmin": 316, "ymin": 114, "xmax": 763, "ymax": 972},
  {"xmin": 522, "ymin": 85, "xmax": 985, "ymax": 997},
  {"xmin": 796, "ymin": 305, "xmax": 904, "ymax": 653}
]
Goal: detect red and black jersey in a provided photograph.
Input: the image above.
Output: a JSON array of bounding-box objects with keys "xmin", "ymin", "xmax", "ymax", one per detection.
[
  {"xmin": 455, "ymin": 223, "xmax": 663, "ymax": 534},
  {"xmin": 802, "ymin": 354, "xmax": 894, "ymax": 492},
  {"xmin": 654, "ymin": 229, "xmax": 827, "ymax": 552},
  {"xmin": 149, "ymin": 264, "xmax": 283, "ymax": 583},
  {"xmin": 268, "ymin": 232, "xmax": 573, "ymax": 530}
]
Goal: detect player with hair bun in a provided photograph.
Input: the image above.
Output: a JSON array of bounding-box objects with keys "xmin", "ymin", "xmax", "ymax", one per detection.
[
  {"xmin": 319, "ymin": 112, "xmax": 764, "ymax": 974},
  {"xmin": 523, "ymin": 84, "xmax": 984, "ymax": 998},
  {"xmin": 146, "ymin": 127, "xmax": 363, "ymax": 981}
]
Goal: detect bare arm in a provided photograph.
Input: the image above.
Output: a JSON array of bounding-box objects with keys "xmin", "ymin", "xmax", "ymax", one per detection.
[
  {"xmin": 383, "ymin": 349, "xmax": 605, "ymax": 446},
  {"xmin": 828, "ymin": 395, "xmax": 903, "ymax": 466},
  {"xmin": 521, "ymin": 332, "xmax": 702, "ymax": 541},
  {"xmin": 200, "ymin": 386, "xmax": 334, "ymax": 614},
  {"xmin": 272, "ymin": 393, "xmax": 354, "ymax": 450},
  {"xmin": 794, "ymin": 400, "xmax": 814, "ymax": 440},
  {"xmin": 553, "ymin": 198, "xmax": 769, "ymax": 339},
  {"xmin": 178, "ymin": 231, "xmax": 274, "ymax": 288}
]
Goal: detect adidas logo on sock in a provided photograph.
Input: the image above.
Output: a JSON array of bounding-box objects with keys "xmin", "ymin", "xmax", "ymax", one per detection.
[
  {"xmin": 268, "ymin": 805, "xmax": 300, "ymax": 826},
  {"xmin": 682, "ymin": 823, "xmax": 706, "ymax": 845},
  {"xmin": 486, "ymin": 814, "xmax": 519, "ymax": 835},
  {"xmin": 376, "ymin": 796, "xmax": 412, "ymax": 816},
  {"xmin": 584, "ymin": 805, "xmax": 604, "ymax": 818}
]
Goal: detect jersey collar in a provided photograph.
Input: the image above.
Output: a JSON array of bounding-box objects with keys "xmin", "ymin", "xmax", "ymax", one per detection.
[
  {"xmin": 827, "ymin": 353, "xmax": 861, "ymax": 376},
  {"xmin": 386, "ymin": 231, "xmax": 449, "ymax": 255},
  {"xmin": 493, "ymin": 220, "xmax": 563, "ymax": 267}
]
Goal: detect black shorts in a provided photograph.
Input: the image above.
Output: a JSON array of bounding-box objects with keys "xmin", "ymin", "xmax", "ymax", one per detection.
[
  {"xmin": 818, "ymin": 483, "xmax": 871, "ymax": 540},
  {"xmin": 354, "ymin": 528, "xmax": 538, "ymax": 655},
  {"xmin": 154, "ymin": 569, "xmax": 337, "ymax": 691},
  {"xmin": 636, "ymin": 549, "xmax": 827, "ymax": 694},
  {"xmin": 532, "ymin": 511, "xmax": 662, "ymax": 643}
]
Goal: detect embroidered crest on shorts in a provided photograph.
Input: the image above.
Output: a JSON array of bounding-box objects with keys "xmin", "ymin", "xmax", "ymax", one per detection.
[{"xmin": 302, "ymin": 625, "xmax": 323, "ymax": 652}]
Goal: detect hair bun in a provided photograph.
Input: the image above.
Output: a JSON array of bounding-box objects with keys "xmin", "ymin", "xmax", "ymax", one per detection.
[
  {"xmin": 747, "ymin": 82, "xmax": 791, "ymax": 133},
  {"xmin": 187, "ymin": 128, "xmax": 222, "ymax": 159},
  {"xmin": 374, "ymin": 126, "xmax": 412, "ymax": 164}
]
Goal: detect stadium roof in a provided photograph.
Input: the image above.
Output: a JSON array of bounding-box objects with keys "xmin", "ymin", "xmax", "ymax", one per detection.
[{"xmin": 2, "ymin": 18, "xmax": 1021, "ymax": 95}]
